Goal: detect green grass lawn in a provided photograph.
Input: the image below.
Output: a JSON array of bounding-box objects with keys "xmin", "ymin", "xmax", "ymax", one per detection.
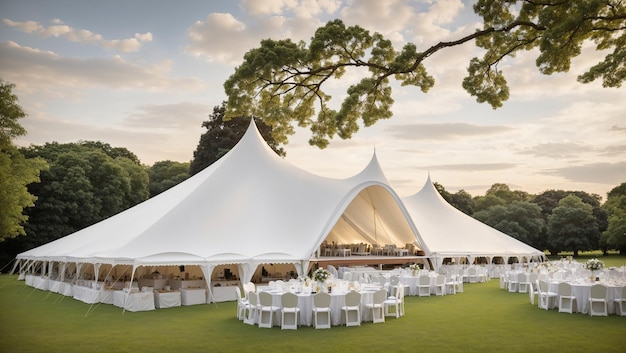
[{"xmin": 1, "ymin": 257, "xmax": 626, "ymax": 353}]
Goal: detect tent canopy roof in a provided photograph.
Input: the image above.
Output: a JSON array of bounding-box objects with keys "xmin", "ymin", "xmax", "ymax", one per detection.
[{"xmin": 17, "ymin": 120, "xmax": 543, "ymax": 270}]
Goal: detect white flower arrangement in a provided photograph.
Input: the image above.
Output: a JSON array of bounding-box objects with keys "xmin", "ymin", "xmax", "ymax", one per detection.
[
  {"xmin": 312, "ymin": 268, "xmax": 330, "ymax": 283},
  {"xmin": 409, "ymin": 263, "xmax": 420, "ymax": 275},
  {"xmin": 585, "ymin": 258, "xmax": 605, "ymax": 272}
]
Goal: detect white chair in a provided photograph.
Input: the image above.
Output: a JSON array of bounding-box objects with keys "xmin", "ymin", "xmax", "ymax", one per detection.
[
  {"xmin": 508, "ymin": 272, "xmax": 519, "ymax": 293},
  {"xmin": 455, "ymin": 273, "xmax": 464, "ymax": 293},
  {"xmin": 537, "ymin": 280, "xmax": 557, "ymax": 310},
  {"xmin": 528, "ymin": 281, "xmax": 538, "ymax": 306},
  {"xmin": 499, "ymin": 273, "xmax": 507, "ymax": 290},
  {"xmin": 312, "ymin": 292, "xmax": 331, "ymax": 329},
  {"xmin": 235, "ymin": 286, "xmax": 248, "ymax": 320},
  {"xmin": 557, "ymin": 282, "xmax": 576, "ymax": 314},
  {"xmin": 417, "ymin": 275, "xmax": 431, "ymax": 297},
  {"xmin": 614, "ymin": 286, "xmax": 626, "ymax": 316},
  {"xmin": 468, "ymin": 267, "xmax": 478, "ymax": 283},
  {"xmin": 366, "ymin": 289, "xmax": 387, "ymax": 323},
  {"xmin": 434, "ymin": 275, "xmax": 446, "ymax": 296},
  {"xmin": 243, "ymin": 291, "xmax": 259, "ymax": 325},
  {"xmin": 588, "ymin": 284, "xmax": 608, "ymax": 317},
  {"xmin": 341, "ymin": 291, "xmax": 361, "ymax": 327},
  {"xmin": 258, "ymin": 291, "xmax": 280, "ymax": 328},
  {"xmin": 517, "ymin": 273, "xmax": 530, "ymax": 294},
  {"xmin": 280, "ymin": 292, "xmax": 300, "ymax": 330},
  {"xmin": 383, "ymin": 285, "xmax": 404, "ymax": 318},
  {"xmin": 445, "ymin": 275, "xmax": 457, "ymax": 295}
]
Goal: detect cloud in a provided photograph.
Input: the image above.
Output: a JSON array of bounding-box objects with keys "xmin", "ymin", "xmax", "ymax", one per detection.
[
  {"xmin": 517, "ymin": 142, "xmax": 590, "ymax": 159},
  {"xmin": 3, "ymin": 18, "xmax": 152, "ymax": 52},
  {"xmin": 124, "ymin": 102, "xmax": 211, "ymax": 130},
  {"xmin": 0, "ymin": 41, "xmax": 205, "ymax": 97},
  {"xmin": 542, "ymin": 162, "xmax": 626, "ymax": 185},
  {"xmin": 610, "ymin": 125, "xmax": 626, "ymax": 132},
  {"xmin": 384, "ymin": 122, "xmax": 513, "ymax": 140},
  {"xmin": 419, "ymin": 163, "xmax": 518, "ymax": 172}
]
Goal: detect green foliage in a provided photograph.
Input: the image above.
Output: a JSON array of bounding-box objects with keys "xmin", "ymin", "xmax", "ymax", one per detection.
[
  {"xmin": 0, "ymin": 144, "xmax": 47, "ymax": 241},
  {"xmin": 0, "ymin": 79, "xmax": 47, "ymax": 242},
  {"xmin": 148, "ymin": 160, "xmax": 190, "ymax": 197},
  {"xmin": 474, "ymin": 201, "xmax": 545, "ymax": 247},
  {"xmin": 434, "ymin": 182, "xmax": 475, "ymax": 215},
  {"xmin": 10, "ymin": 141, "xmax": 150, "ymax": 255},
  {"xmin": 190, "ymin": 102, "xmax": 285, "ymax": 175},
  {"xmin": 602, "ymin": 182, "xmax": 626, "ymax": 251},
  {"xmin": 547, "ymin": 195, "xmax": 599, "ymax": 255},
  {"xmin": 225, "ymin": 3, "xmax": 625, "ymax": 147}
]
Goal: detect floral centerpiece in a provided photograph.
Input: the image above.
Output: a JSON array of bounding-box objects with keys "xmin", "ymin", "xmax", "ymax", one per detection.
[
  {"xmin": 409, "ymin": 263, "xmax": 420, "ymax": 276},
  {"xmin": 585, "ymin": 258, "xmax": 604, "ymax": 272},
  {"xmin": 312, "ymin": 268, "xmax": 330, "ymax": 283}
]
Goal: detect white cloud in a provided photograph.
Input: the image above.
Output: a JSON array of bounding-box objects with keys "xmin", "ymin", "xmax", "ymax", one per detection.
[
  {"xmin": 3, "ymin": 18, "xmax": 152, "ymax": 52},
  {"xmin": 385, "ymin": 122, "xmax": 513, "ymax": 140},
  {"xmin": 0, "ymin": 41, "xmax": 205, "ymax": 98}
]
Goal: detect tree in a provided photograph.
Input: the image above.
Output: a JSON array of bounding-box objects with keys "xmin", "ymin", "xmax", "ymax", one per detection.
[
  {"xmin": 0, "ymin": 79, "xmax": 47, "ymax": 242},
  {"xmin": 15, "ymin": 142, "xmax": 150, "ymax": 251},
  {"xmin": 224, "ymin": 3, "xmax": 626, "ymax": 147},
  {"xmin": 547, "ymin": 195, "xmax": 599, "ymax": 256},
  {"xmin": 532, "ymin": 189, "xmax": 608, "ymax": 253},
  {"xmin": 189, "ymin": 102, "xmax": 285, "ymax": 175},
  {"xmin": 601, "ymin": 182, "xmax": 626, "ymax": 253},
  {"xmin": 148, "ymin": 160, "xmax": 190, "ymax": 197},
  {"xmin": 434, "ymin": 182, "xmax": 475, "ymax": 215},
  {"xmin": 474, "ymin": 201, "xmax": 545, "ymax": 248}
]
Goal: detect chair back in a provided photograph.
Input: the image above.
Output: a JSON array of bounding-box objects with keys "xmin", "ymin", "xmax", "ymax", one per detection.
[
  {"xmin": 419, "ymin": 275, "xmax": 430, "ymax": 285},
  {"xmin": 590, "ymin": 284, "xmax": 607, "ymax": 299},
  {"xmin": 373, "ymin": 289, "xmax": 387, "ymax": 304},
  {"xmin": 281, "ymin": 292, "xmax": 298, "ymax": 308},
  {"xmin": 558, "ymin": 282, "xmax": 571, "ymax": 296},
  {"xmin": 518, "ymin": 273, "xmax": 527, "ymax": 282},
  {"xmin": 621, "ymin": 285, "xmax": 626, "ymax": 299},
  {"xmin": 235, "ymin": 287, "xmax": 244, "ymax": 302},
  {"xmin": 436, "ymin": 275, "xmax": 445, "ymax": 285},
  {"xmin": 248, "ymin": 291, "xmax": 258, "ymax": 306},
  {"xmin": 259, "ymin": 291, "xmax": 273, "ymax": 306},
  {"xmin": 389, "ymin": 275, "xmax": 400, "ymax": 286},
  {"xmin": 313, "ymin": 292, "xmax": 331, "ymax": 308},
  {"xmin": 345, "ymin": 291, "xmax": 361, "ymax": 307},
  {"xmin": 538, "ymin": 279, "xmax": 548, "ymax": 292}
]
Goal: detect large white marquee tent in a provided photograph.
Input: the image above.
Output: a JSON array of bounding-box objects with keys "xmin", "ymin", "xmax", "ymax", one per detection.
[{"xmin": 13, "ymin": 120, "xmax": 544, "ymax": 302}]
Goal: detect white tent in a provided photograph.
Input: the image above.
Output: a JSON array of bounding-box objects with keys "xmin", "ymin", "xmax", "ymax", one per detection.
[
  {"xmin": 14, "ymin": 120, "xmax": 421, "ymax": 287},
  {"xmin": 14, "ymin": 119, "xmax": 543, "ymax": 300},
  {"xmin": 402, "ymin": 176, "xmax": 545, "ymax": 269}
]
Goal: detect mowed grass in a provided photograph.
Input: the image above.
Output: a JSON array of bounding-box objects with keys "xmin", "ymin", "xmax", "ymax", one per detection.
[{"xmin": 1, "ymin": 256, "xmax": 625, "ymax": 353}]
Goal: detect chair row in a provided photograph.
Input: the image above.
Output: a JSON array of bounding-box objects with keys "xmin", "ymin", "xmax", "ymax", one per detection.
[
  {"xmin": 235, "ymin": 285, "xmax": 406, "ymax": 329},
  {"xmin": 531, "ymin": 280, "xmax": 626, "ymax": 316}
]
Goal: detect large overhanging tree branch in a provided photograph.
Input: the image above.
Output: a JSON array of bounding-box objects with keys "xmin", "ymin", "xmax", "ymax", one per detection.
[{"xmin": 224, "ymin": 0, "xmax": 626, "ymax": 148}]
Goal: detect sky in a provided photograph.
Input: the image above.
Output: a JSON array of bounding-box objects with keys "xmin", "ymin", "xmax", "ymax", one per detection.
[{"xmin": 1, "ymin": 0, "xmax": 624, "ymax": 200}]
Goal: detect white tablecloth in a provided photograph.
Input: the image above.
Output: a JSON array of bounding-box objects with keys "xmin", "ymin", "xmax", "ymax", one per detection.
[
  {"xmin": 549, "ymin": 281, "xmax": 622, "ymax": 314},
  {"xmin": 154, "ymin": 291, "xmax": 181, "ymax": 308},
  {"xmin": 211, "ymin": 286, "xmax": 238, "ymax": 302},
  {"xmin": 261, "ymin": 289, "xmax": 378, "ymax": 327},
  {"xmin": 113, "ymin": 291, "xmax": 155, "ymax": 312},
  {"xmin": 180, "ymin": 288, "xmax": 206, "ymax": 306}
]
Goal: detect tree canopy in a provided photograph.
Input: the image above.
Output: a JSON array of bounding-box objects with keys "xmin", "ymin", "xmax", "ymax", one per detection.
[
  {"xmin": 0, "ymin": 79, "xmax": 47, "ymax": 242},
  {"xmin": 547, "ymin": 195, "xmax": 599, "ymax": 256},
  {"xmin": 224, "ymin": 1, "xmax": 626, "ymax": 148},
  {"xmin": 148, "ymin": 160, "xmax": 190, "ymax": 197},
  {"xmin": 18, "ymin": 141, "xmax": 149, "ymax": 250}
]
